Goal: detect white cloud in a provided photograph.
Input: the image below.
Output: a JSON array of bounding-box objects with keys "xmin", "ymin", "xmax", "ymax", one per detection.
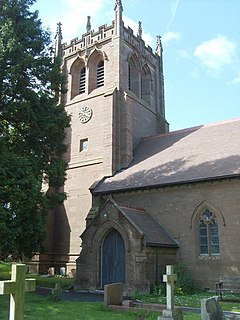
[
  {"xmin": 161, "ymin": 31, "xmax": 181, "ymax": 45},
  {"xmin": 48, "ymin": 0, "xmax": 156, "ymax": 48},
  {"xmin": 167, "ymin": 0, "xmax": 180, "ymax": 31},
  {"xmin": 194, "ymin": 35, "xmax": 236, "ymax": 72},
  {"xmin": 231, "ymin": 75, "xmax": 240, "ymax": 86},
  {"xmin": 51, "ymin": 0, "xmax": 113, "ymax": 43},
  {"xmin": 177, "ymin": 49, "xmax": 191, "ymax": 59}
]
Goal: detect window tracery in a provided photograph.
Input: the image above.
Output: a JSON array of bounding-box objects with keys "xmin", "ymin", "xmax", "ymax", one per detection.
[{"xmin": 198, "ymin": 209, "xmax": 220, "ymax": 256}]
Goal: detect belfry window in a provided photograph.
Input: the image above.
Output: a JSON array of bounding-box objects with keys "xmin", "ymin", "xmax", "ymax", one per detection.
[
  {"xmin": 96, "ymin": 60, "xmax": 104, "ymax": 87},
  {"xmin": 141, "ymin": 65, "xmax": 151, "ymax": 105},
  {"xmin": 128, "ymin": 54, "xmax": 140, "ymax": 97},
  {"xmin": 79, "ymin": 67, "xmax": 86, "ymax": 94},
  {"xmin": 198, "ymin": 209, "xmax": 220, "ymax": 256},
  {"xmin": 70, "ymin": 58, "xmax": 85, "ymax": 99}
]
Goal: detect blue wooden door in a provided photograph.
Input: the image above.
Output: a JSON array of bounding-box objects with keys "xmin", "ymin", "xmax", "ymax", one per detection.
[{"xmin": 101, "ymin": 229, "xmax": 125, "ymax": 287}]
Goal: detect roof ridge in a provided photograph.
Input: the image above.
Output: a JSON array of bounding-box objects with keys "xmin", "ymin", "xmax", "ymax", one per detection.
[
  {"xmin": 143, "ymin": 125, "xmax": 202, "ymax": 141},
  {"xmin": 143, "ymin": 117, "xmax": 240, "ymax": 142},
  {"xmin": 119, "ymin": 204, "xmax": 146, "ymax": 212}
]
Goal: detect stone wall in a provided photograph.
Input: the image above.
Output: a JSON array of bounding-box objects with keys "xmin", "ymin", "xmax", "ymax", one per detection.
[{"xmin": 107, "ymin": 178, "xmax": 240, "ymax": 289}]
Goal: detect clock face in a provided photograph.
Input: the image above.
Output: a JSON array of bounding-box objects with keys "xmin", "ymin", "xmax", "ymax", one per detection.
[{"xmin": 78, "ymin": 106, "xmax": 92, "ymax": 123}]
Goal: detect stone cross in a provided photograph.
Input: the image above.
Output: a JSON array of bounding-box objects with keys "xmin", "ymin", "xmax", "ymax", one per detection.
[
  {"xmin": 0, "ymin": 264, "xmax": 36, "ymax": 320},
  {"xmin": 163, "ymin": 265, "xmax": 177, "ymax": 311},
  {"xmin": 158, "ymin": 265, "xmax": 183, "ymax": 320}
]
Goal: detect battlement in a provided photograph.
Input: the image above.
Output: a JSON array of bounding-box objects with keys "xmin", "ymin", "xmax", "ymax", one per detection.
[
  {"xmin": 62, "ymin": 19, "xmax": 158, "ymax": 65},
  {"xmin": 62, "ymin": 21, "xmax": 115, "ymax": 57}
]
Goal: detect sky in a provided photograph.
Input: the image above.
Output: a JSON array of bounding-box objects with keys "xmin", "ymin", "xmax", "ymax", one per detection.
[{"xmin": 33, "ymin": 0, "xmax": 240, "ymax": 131}]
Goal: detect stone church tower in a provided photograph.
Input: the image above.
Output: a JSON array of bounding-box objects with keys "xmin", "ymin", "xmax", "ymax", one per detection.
[{"xmin": 38, "ymin": 0, "xmax": 168, "ymax": 273}]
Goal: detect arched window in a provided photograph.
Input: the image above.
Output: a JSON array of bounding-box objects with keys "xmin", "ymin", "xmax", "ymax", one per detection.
[
  {"xmin": 70, "ymin": 58, "xmax": 85, "ymax": 99},
  {"xmin": 88, "ymin": 51, "xmax": 105, "ymax": 93},
  {"xmin": 79, "ymin": 67, "xmax": 86, "ymax": 94},
  {"xmin": 198, "ymin": 209, "xmax": 220, "ymax": 256},
  {"xmin": 96, "ymin": 60, "xmax": 104, "ymax": 88},
  {"xmin": 141, "ymin": 64, "xmax": 151, "ymax": 105},
  {"xmin": 128, "ymin": 54, "xmax": 140, "ymax": 97}
]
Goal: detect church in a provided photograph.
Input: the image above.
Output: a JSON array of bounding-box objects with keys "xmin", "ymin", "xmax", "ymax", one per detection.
[{"xmin": 35, "ymin": 0, "xmax": 240, "ymax": 293}]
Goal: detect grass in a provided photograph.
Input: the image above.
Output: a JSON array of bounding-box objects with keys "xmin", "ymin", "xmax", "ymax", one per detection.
[
  {"xmin": 0, "ymin": 261, "xmax": 74, "ymax": 289},
  {"xmin": 0, "ymin": 262, "xmax": 239, "ymax": 319},
  {"xmin": 0, "ymin": 292, "xmax": 202, "ymax": 320},
  {"xmin": 28, "ymin": 274, "xmax": 75, "ymax": 289},
  {"xmin": 137, "ymin": 291, "xmax": 240, "ymax": 313},
  {"xmin": 0, "ymin": 291, "xmax": 237, "ymax": 320},
  {"xmin": 0, "ymin": 293, "xmax": 160, "ymax": 320}
]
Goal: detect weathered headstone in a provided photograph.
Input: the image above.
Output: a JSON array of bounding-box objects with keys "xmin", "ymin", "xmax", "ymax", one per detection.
[
  {"xmin": 60, "ymin": 267, "xmax": 66, "ymax": 276},
  {"xmin": 201, "ymin": 296, "xmax": 237, "ymax": 320},
  {"xmin": 48, "ymin": 267, "xmax": 55, "ymax": 276},
  {"xmin": 0, "ymin": 264, "xmax": 36, "ymax": 320},
  {"xmin": 51, "ymin": 283, "xmax": 62, "ymax": 300},
  {"xmin": 104, "ymin": 282, "xmax": 123, "ymax": 307},
  {"xmin": 158, "ymin": 265, "xmax": 183, "ymax": 320},
  {"xmin": 51, "ymin": 283, "xmax": 61, "ymax": 295},
  {"xmin": 201, "ymin": 296, "xmax": 224, "ymax": 320}
]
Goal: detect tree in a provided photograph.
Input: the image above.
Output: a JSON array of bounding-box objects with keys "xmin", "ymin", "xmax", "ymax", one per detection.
[{"xmin": 0, "ymin": 0, "xmax": 70, "ymax": 259}]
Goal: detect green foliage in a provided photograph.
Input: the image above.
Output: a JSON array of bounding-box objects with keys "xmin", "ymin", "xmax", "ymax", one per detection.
[
  {"xmin": 174, "ymin": 262, "xmax": 198, "ymax": 294},
  {"xmin": 150, "ymin": 283, "xmax": 166, "ymax": 297},
  {"xmin": 149, "ymin": 263, "xmax": 197, "ymax": 297},
  {"xmin": 29, "ymin": 275, "xmax": 74, "ymax": 290},
  {"xmin": 0, "ymin": 261, "xmax": 11, "ymax": 280},
  {"xmin": 0, "ymin": 0, "xmax": 70, "ymax": 259}
]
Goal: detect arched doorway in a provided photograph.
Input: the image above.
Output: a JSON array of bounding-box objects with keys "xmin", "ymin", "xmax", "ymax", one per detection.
[{"xmin": 101, "ymin": 229, "xmax": 125, "ymax": 287}]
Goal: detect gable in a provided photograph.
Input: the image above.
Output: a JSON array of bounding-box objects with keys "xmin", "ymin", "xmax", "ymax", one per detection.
[
  {"xmin": 83, "ymin": 199, "xmax": 178, "ymax": 249},
  {"xmin": 118, "ymin": 204, "xmax": 179, "ymax": 248}
]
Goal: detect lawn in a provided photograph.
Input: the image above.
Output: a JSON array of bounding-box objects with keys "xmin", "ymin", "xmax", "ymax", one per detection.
[
  {"xmin": 0, "ymin": 293, "xmax": 200, "ymax": 320},
  {"xmin": 0, "ymin": 262, "xmax": 239, "ymax": 319},
  {"xmin": 137, "ymin": 291, "xmax": 240, "ymax": 313}
]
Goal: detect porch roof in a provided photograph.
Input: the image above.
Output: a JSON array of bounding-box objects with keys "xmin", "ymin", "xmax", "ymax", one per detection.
[{"xmin": 117, "ymin": 204, "xmax": 179, "ymax": 248}]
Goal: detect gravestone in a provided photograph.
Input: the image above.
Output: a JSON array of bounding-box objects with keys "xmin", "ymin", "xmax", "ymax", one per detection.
[
  {"xmin": 104, "ymin": 282, "xmax": 123, "ymax": 307},
  {"xmin": 48, "ymin": 267, "xmax": 55, "ymax": 276},
  {"xmin": 201, "ymin": 296, "xmax": 236, "ymax": 320},
  {"xmin": 51, "ymin": 283, "xmax": 62, "ymax": 295},
  {"xmin": 158, "ymin": 265, "xmax": 183, "ymax": 320},
  {"xmin": 0, "ymin": 264, "xmax": 36, "ymax": 320},
  {"xmin": 51, "ymin": 283, "xmax": 62, "ymax": 300},
  {"xmin": 60, "ymin": 267, "xmax": 66, "ymax": 276},
  {"xmin": 201, "ymin": 296, "xmax": 223, "ymax": 320}
]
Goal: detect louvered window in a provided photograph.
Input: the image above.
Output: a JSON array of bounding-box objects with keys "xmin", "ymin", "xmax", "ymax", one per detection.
[
  {"xmin": 79, "ymin": 67, "xmax": 86, "ymax": 94},
  {"xmin": 96, "ymin": 61, "xmax": 104, "ymax": 87},
  {"xmin": 128, "ymin": 64, "xmax": 131, "ymax": 90}
]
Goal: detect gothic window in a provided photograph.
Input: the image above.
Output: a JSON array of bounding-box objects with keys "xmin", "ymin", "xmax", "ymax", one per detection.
[
  {"xmin": 198, "ymin": 209, "xmax": 220, "ymax": 256},
  {"xmin": 96, "ymin": 60, "xmax": 104, "ymax": 88},
  {"xmin": 88, "ymin": 51, "xmax": 105, "ymax": 93},
  {"xmin": 141, "ymin": 64, "xmax": 151, "ymax": 105},
  {"xmin": 79, "ymin": 67, "xmax": 86, "ymax": 94},
  {"xmin": 70, "ymin": 58, "xmax": 86, "ymax": 99},
  {"xmin": 128, "ymin": 54, "xmax": 140, "ymax": 97}
]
